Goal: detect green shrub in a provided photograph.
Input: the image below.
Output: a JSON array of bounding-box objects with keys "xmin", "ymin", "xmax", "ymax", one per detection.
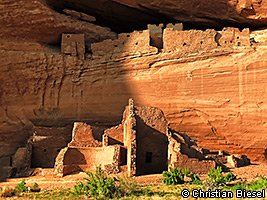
[
  {"xmin": 117, "ymin": 176, "xmax": 139, "ymax": 196},
  {"xmin": 224, "ymin": 172, "xmax": 236, "ymax": 183},
  {"xmin": 183, "ymin": 168, "xmax": 191, "ymax": 177},
  {"xmin": 30, "ymin": 182, "xmax": 41, "ymax": 193},
  {"xmin": 32, "ymin": 182, "xmax": 39, "ymax": 189},
  {"xmin": 162, "ymin": 167, "xmax": 202, "ymax": 186},
  {"xmin": 72, "ymin": 167, "xmax": 142, "ymax": 199},
  {"xmin": 191, "ymin": 173, "xmax": 202, "ymax": 185},
  {"xmin": 85, "ymin": 166, "xmax": 117, "ymax": 199},
  {"xmin": 73, "ymin": 181, "xmax": 89, "ymax": 196},
  {"xmin": 14, "ymin": 180, "xmax": 28, "ymax": 193},
  {"xmin": 203, "ymin": 167, "xmax": 236, "ymax": 190},
  {"xmin": 162, "ymin": 167, "xmax": 184, "ymax": 185},
  {"xmin": 207, "ymin": 167, "xmax": 225, "ymax": 185}
]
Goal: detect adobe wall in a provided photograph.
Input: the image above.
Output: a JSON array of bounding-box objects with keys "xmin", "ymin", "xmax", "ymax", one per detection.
[
  {"xmin": 31, "ymin": 126, "xmax": 72, "ymax": 168},
  {"xmin": 63, "ymin": 147, "xmax": 115, "ymax": 165},
  {"xmin": 168, "ymin": 132, "xmax": 216, "ymax": 174},
  {"xmin": 68, "ymin": 122, "xmax": 102, "ymax": 147},
  {"xmin": 148, "ymin": 24, "xmax": 163, "ymax": 49},
  {"xmin": 56, "ymin": 145, "xmax": 119, "ymax": 176},
  {"xmin": 173, "ymin": 154, "xmax": 216, "ymax": 174},
  {"xmin": 166, "ymin": 23, "xmax": 183, "ymax": 30},
  {"xmin": 218, "ymin": 27, "xmax": 250, "ymax": 47},
  {"xmin": 134, "ymin": 105, "xmax": 169, "ymax": 175},
  {"xmin": 32, "ymin": 126, "xmax": 72, "ymax": 138},
  {"xmin": 123, "ymin": 98, "xmax": 137, "ymax": 176},
  {"xmin": 163, "ymin": 29, "xmax": 218, "ymax": 52},
  {"xmin": 103, "ymin": 124, "xmax": 124, "ymax": 145},
  {"xmin": 163, "ymin": 27, "xmax": 250, "ymax": 53},
  {"xmin": 61, "ymin": 34, "xmax": 85, "ymax": 60},
  {"xmin": 91, "ymin": 30, "xmax": 158, "ymax": 58}
]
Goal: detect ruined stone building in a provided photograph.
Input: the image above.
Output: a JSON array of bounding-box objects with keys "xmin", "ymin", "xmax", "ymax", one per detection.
[
  {"xmin": 61, "ymin": 34, "xmax": 85, "ymax": 60},
  {"xmin": 0, "ymin": 24, "xmax": 255, "ymax": 180},
  {"xmin": 53, "ymin": 98, "xmax": 249, "ymax": 177},
  {"xmin": 61, "ymin": 23, "xmax": 250, "ymax": 61},
  {"xmin": 51, "ymin": 99, "xmax": 246, "ymax": 177}
]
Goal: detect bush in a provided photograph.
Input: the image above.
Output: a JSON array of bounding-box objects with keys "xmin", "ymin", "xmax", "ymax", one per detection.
[
  {"xmin": 190, "ymin": 173, "xmax": 202, "ymax": 185},
  {"xmin": 207, "ymin": 167, "xmax": 225, "ymax": 185},
  {"xmin": 183, "ymin": 168, "xmax": 201, "ymax": 185},
  {"xmin": 32, "ymin": 182, "xmax": 39, "ymax": 189},
  {"xmin": 162, "ymin": 167, "xmax": 202, "ymax": 186},
  {"xmin": 117, "ymin": 176, "xmax": 139, "ymax": 196},
  {"xmin": 224, "ymin": 172, "xmax": 236, "ymax": 183},
  {"xmin": 73, "ymin": 181, "xmax": 90, "ymax": 196},
  {"xmin": 203, "ymin": 167, "xmax": 236, "ymax": 190},
  {"xmin": 30, "ymin": 182, "xmax": 41, "ymax": 192},
  {"xmin": 14, "ymin": 180, "xmax": 28, "ymax": 193},
  {"xmin": 162, "ymin": 167, "xmax": 184, "ymax": 185},
  {"xmin": 183, "ymin": 168, "xmax": 191, "ymax": 177},
  {"xmin": 72, "ymin": 167, "xmax": 142, "ymax": 199},
  {"xmin": 86, "ymin": 167, "xmax": 117, "ymax": 199}
]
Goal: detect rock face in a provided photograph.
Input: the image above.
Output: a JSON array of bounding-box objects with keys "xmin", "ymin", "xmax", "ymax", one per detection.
[
  {"xmin": 0, "ymin": 0, "xmax": 116, "ymax": 44},
  {"xmin": 44, "ymin": 0, "xmax": 267, "ymax": 27},
  {"xmin": 1, "ymin": 25, "xmax": 267, "ymax": 166},
  {"xmin": 1, "ymin": 0, "xmax": 267, "ymax": 176}
]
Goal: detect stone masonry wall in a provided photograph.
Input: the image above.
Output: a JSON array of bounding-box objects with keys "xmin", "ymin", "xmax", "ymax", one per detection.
[
  {"xmin": 218, "ymin": 27, "xmax": 250, "ymax": 47},
  {"xmin": 61, "ymin": 34, "xmax": 85, "ymax": 60},
  {"xmin": 54, "ymin": 146, "xmax": 118, "ymax": 176},
  {"xmin": 91, "ymin": 30, "xmax": 158, "ymax": 59},
  {"xmin": 163, "ymin": 29, "xmax": 218, "ymax": 52},
  {"xmin": 168, "ymin": 132, "xmax": 216, "ymax": 174}
]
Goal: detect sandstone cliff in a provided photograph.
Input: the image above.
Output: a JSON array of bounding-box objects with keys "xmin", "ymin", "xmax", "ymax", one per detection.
[
  {"xmin": 1, "ymin": 33, "xmax": 267, "ymax": 163},
  {"xmin": 45, "ymin": 0, "xmax": 267, "ymax": 28},
  {"xmin": 0, "ymin": 0, "xmax": 267, "ymax": 171}
]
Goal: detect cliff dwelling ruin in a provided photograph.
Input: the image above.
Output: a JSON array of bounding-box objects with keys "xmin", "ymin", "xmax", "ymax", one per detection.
[
  {"xmin": 0, "ymin": 16, "xmax": 266, "ymax": 180},
  {"xmin": 1, "ymin": 99, "xmax": 251, "ymax": 179}
]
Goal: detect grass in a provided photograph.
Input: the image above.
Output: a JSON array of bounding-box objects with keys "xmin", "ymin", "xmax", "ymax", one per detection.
[
  {"xmin": 4, "ymin": 183, "xmax": 267, "ymax": 200},
  {"xmin": 17, "ymin": 184, "xmax": 200, "ymax": 199},
  {"xmin": 1, "ymin": 168, "xmax": 266, "ymax": 200},
  {"xmin": 226, "ymin": 176, "xmax": 267, "ymax": 191}
]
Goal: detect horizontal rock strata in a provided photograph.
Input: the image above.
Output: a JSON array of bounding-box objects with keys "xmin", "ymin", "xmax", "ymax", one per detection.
[{"xmin": 0, "ymin": 30, "xmax": 267, "ymax": 163}]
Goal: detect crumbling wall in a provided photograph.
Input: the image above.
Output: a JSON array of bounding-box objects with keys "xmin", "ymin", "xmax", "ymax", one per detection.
[
  {"xmin": 174, "ymin": 154, "xmax": 216, "ymax": 174},
  {"xmin": 163, "ymin": 29, "xmax": 218, "ymax": 52},
  {"xmin": 55, "ymin": 146, "xmax": 120, "ymax": 176},
  {"xmin": 54, "ymin": 121, "xmax": 121, "ymax": 176},
  {"xmin": 68, "ymin": 122, "xmax": 102, "ymax": 147},
  {"xmin": 123, "ymin": 98, "xmax": 137, "ymax": 176},
  {"xmin": 31, "ymin": 126, "xmax": 72, "ymax": 168},
  {"xmin": 103, "ymin": 124, "xmax": 124, "ymax": 145},
  {"xmin": 166, "ymin": 23, "xmax": 183, "ymax": 30},
  {"xmin": 12, "ymin": 144, "xmax": 32, "ymax": 175},
  {"xmin": 148, "ymin": 24, "xmax": 163, "ymax": 49},
  {"xmin": 218, "ymin": 27, "xmax": 250, "ymax": 47},
  {"xmin": 61, "ymin": 34, "xmax": 85, "ymax": 60},
  {"xmin": 168, "ymin": 133, "xmax": 216, "ymax": 174},
  {"xmin": 134, "ymin": 105, "xmax": 169, "ymax": 175},
  {"xmin": 91, "ymin": 30, "xmax": 158, "ymax": 59}
]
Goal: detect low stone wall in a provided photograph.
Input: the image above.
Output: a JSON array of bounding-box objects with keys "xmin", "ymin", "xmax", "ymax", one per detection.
[
  {"xmin": 172, "ymin": 154, "xmax": 216, "ymax": 174},
  {"xmin": 55, "ymin": 145, "xmax": 120, "ymax": 176},
  {"xmin": 91, "ymin": 30, "xmax": 158, "ymax": 59},
  {"xmin": 163, "ymin": 29, "xmax": 218, "ymax": 52}
]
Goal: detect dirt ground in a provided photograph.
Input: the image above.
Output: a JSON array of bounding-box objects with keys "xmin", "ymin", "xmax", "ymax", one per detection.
[{"xmin": 0, "ymin": 164, "xmax": 266, "ymax": 190}]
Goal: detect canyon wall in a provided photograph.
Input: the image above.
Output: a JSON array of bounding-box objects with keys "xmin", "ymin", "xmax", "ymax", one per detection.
[
  {"xmin": 0, "ymin": 27, "xmax": 267, "ymax": 165},
  {"xmin": 44, "ymin": 0, "xmax": 267, "ymax": 28},
  {"xmin": 1, "ymin": 0, "xmax": 267, "ymax": 174}
]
